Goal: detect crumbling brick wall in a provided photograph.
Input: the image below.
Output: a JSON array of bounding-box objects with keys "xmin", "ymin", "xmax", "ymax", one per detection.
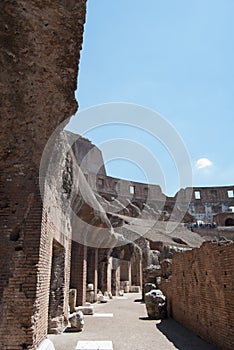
[
  {"xmin": 0, "ymin": 1, "xmax": 86, "ymax": 349},
  {"xmin": 161, "ymin": 242, "xmax": 234, "ymax": 350}
]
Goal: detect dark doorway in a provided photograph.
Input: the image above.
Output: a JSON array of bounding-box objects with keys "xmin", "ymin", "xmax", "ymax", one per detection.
[{"xmin": 225, "ymin": 218, "xmax": 234, "ymax": 226}]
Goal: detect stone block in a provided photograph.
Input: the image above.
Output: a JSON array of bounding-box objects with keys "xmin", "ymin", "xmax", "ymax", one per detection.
[
  {"xmin": 69, "ymin": 289, "xmax": 77, "ymax": 313},
  {"xmin": 145, "ymin": 289, "xmax": 167, "ymax": 320},
  {"xmin": 86, "ymin": 290, "xmax": 95, "ymax": 303},
  {"xmin": 97, "ymin": 291, "xmax": 103, "ymax": 301},
  {"xmin": 120, "ymin": 280, "xmax": 130, "ymax": 293},
  {"xmin": 68, "ymin": 311, "xmax": 84, "ymax": 332},
  {"xmin": 130, "ymin": 286, "xmax": 141, "ymax": 293},
  {"xmin": 76, "ymin": 305, "xmax": 94, "ymax": 315},
  {"xmin": 144, "ymin": 283, "xmax": 157, "ymax": 294},
  {"xmin": 99, "ymin": 295, "xmax": 109, "ymax": 303},
  {"xmin": 87, "ymin": 283, "xmax": 94, "ymax": 291}
]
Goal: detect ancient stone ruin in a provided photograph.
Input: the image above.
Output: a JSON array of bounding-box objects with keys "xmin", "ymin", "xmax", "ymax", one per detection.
[
  {"xmin": 0, "ymin": 2, "xmax": 234, "ymax": 350},
  {"xmin": 145, "ymin": 289, "xmax": 167, "ymax": 320}
]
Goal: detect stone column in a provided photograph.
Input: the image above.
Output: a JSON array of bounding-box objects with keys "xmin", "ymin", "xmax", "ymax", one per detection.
[
  {"xmin": 131, "ymin": 257, "xmax": 142, "ymax": 288},
  {"xmin": 87, "ymin": 247, "xmax": 98, "ymax": 301},
  {"xmin": 70, "ymin": 242, "xmax": 87, "ymax": 306}
]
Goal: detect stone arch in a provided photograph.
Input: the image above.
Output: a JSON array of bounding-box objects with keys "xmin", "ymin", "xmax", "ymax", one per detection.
[{"xmin": 225, "ymin": 218, "xmax": 234, "ymax": 226}]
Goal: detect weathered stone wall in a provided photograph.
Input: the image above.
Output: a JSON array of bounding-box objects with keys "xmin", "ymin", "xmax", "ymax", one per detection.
[
  {"xmin": 213, "ymin": 212, "xmax": 234, "ymax": 227},
  {"xmin": 184, "ymin": 186, "xmax": 234, "ymax": 222},
  {"xmin": 0, "ymin": 1, "xmax": 86, "ymax": 349},
  {"xmin": 161, "ymin": 242, "xmax": 234, "ymax": 350},
  {"xmin": 77, "ymin": 143, "xmax": 234, "ymax": 223},
  {"xmin": 70, "ymin": 133, "xmax": 107, "ymax": 177},
  {"xmin": 192, "ymin": 226, "xmax": 234, "ymax": 241},
  {"xmin": 86, "ymin": 173, "xmax": 166, "ymax": 204}
]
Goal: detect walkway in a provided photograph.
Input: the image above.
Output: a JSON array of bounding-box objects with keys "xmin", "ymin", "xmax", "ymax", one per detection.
[{"xmin": 49, "ymin": 293, "xmax": 218, "ymax": 350}]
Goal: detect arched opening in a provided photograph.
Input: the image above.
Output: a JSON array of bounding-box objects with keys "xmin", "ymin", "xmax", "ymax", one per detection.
[{"xmin": 225, "ymin": 218, "xmax": 234, "ymax": 226}]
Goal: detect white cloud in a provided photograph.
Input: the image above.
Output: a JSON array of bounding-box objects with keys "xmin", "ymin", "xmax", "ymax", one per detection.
[{"xmin": 195, "ymin": 158, "xmax": 213, "ymax": 169}]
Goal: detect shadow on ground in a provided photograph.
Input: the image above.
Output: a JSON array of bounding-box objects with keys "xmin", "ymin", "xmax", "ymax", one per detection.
[
  {"xmin": 139, "ymin": 316, "xmax": 153, "ymax": 321},
  {"xmin": 156, "ymin": 318, "xmax": 218, "ymax": 350},
  {"xmin": 134, "ymin": 298, "xmax": 145, "ymax": 304}
]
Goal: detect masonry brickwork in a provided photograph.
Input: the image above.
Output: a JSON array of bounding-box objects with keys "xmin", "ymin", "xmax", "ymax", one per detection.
[
  {"xmin": 0, "ymin": 1, "xmax": 86, "ymax": 349},
  {"xmin": 1, "ymin": 2, "xmax": 234, "ymax": 349},
  {"xmin": 161, "ymin": 242, "xmax": 234, "ymax": 350},
  {"xmin": 70, "ymin": 242, "xmax": 87, "ymax": 307},
  {"xmin": 178, "ymin": 186, "xmax": 234, "ymax": 223}
]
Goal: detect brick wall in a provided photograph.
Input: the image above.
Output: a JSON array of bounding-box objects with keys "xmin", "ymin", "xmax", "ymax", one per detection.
[
  {"xmin": 213, "ymin": 212, "xmax": 234, "ymax": 227},
  {"xmin": 0, "ymin": 0, "xmax": 86, "ymax": 348},
  {"xmin": 131, "ymin": 253, "xmax": 142, "ymax": 288},
  {"xmin": 70, "ymin": 242, "xmax": 87, "ymax": 306},
  {"xmin": 0, "ymin": 179, "xmax": 45, "ymax": 350},
  {"xmin": 98, "ymin": 249, "xmax": 111, "ymax": 293},
  {"xmin": 161, "ymin": 242, "xmax": 234, "ymax": 350}
]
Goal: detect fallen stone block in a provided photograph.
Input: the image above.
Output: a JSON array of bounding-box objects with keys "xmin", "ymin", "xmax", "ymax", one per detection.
[
  {"xmin": 76, "ymin": 305, "xmax": 94, "ymax": 315},
  {"xmin": 86, "ymin": 290, "xmax": 95, "ymax": 303},
  {"xmin": 144, "ymin": 283, "xmax": 157, "ymax": 294},
  {"xmin": 120, "ymin": 280, "xmax": 130, "ymax": 293},
  {"xmin": 48, "ymin": 315, "xmax": 68, "ymax": 334},
  {"xmin": 97, "ymin": 290, "xmax": 104, "ymax": 301},
  {"xmin": 145, "ymin": 289, "xmax": 167, "ymax": 320},
  {"xmin": 69, "ymin": 289, "xmax": 77, "ymax": 313},
  {"xmin": 118, "ymin": 290, "xmax": 124, "ymax": 296},
  {"xmin": 68, "ymin": 311, "xmax": 84, "ymax": 332},
  {"xmin": 99, "ymin": 295, "xmax": 109, "ymax": 303}
]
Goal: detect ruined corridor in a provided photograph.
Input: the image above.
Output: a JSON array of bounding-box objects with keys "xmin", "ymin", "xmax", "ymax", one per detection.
[{"xmin": 49, "ymin": 293, "xmax": 218, "ymax": 350}]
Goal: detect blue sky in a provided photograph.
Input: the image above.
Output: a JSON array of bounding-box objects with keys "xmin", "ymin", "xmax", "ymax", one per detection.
[{"xmin": 67, "ymin": 0, "xmax": 234, "ymax": 196}]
